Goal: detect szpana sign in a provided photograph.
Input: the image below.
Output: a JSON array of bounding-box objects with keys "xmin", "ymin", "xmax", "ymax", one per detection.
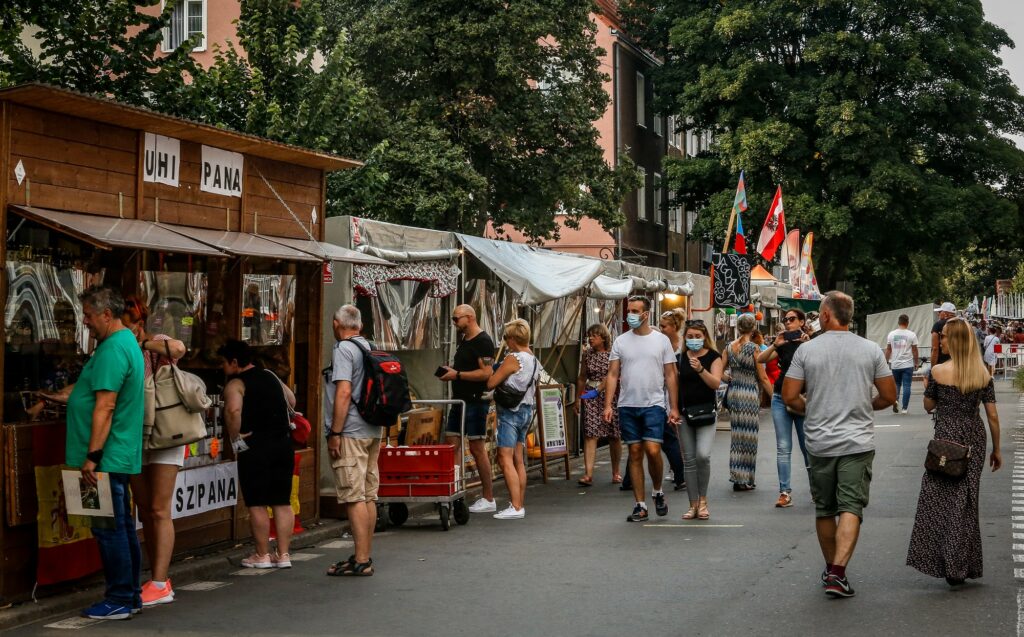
[{"xmin": 201, "ymin": 145, "xmax": 243, "ymax": 197}]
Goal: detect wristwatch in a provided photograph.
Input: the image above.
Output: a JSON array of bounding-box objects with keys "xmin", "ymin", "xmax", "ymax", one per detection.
[
  {"xmin": 326, "ymin": 431, "xmax": 343, "ymax": 438},
  {"xmin": 456, "ymin": 370, "xmax": 461, "ymax": 380},
  {"xmin": 86, "ymin": 449, "xmax": 104, "ymax": 464}
]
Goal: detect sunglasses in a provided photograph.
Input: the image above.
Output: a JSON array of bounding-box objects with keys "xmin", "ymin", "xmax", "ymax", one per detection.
[
  {"xmin": 451, "ymin": 315, "xmax": 468, "ymax": 323},
  {"xmin": 685, "ymin": 319, "xmax": 705, "ymax": 327},
  {"xmin": 783, "ymin": 316, "xmax": 800, "ymax": 323}
]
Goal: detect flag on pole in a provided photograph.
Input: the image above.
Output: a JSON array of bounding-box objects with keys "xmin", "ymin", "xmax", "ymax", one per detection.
[
  {"xmin": 756, "ymin": 186, "xmax": 786, "ymax": 261},
  {"xmin": 723, "ymin": 171, "xmax": 749, "ymax": 254},
  {"xmin": 782, "ymin": 229, "xmax": 800, "ymax": 286},
  {"xmin": 734, "ymin": 210, "xmax": 747, "ymax": 254}
]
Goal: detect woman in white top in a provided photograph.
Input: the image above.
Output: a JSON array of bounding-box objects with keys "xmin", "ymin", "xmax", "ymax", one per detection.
[{"xmin": 487, "ymin": 319, "xmax": 541, "ymax": 520}]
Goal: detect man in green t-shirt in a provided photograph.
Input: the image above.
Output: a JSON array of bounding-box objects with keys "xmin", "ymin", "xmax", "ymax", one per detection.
[{"xmin": 65, "ymin": 285, "xmax": 145, "ymax": 621}]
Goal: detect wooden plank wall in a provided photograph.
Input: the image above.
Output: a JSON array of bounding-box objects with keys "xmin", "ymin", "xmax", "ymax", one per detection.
[
  {"xmin": 140, "ymin": 140, "xmax": 243, "ymax": 231},
  {"xmin": 243, "ymin": 157, "xmax": 322, "ymax": 239}
]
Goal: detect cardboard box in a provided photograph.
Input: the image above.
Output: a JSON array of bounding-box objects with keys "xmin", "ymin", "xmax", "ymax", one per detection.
[{"xmin": 405, "ymin": 407, "xmax": 443, "ymax": 445}]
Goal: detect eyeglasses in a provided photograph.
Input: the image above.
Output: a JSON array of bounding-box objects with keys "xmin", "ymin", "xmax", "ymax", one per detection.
[
  {"xmin": 451, "ymin": 315, "xmax": 468, "ymax": 323},
  {"xmin": 685, "ymin": 319, "xmax": 705, "ymax": 327},
  {"xmin": 783, "ymin": 316, "xmax": 799, "ymax": 323}
]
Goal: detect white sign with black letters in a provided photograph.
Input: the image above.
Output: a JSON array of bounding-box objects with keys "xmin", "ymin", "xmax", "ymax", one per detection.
[
  {"xmin": 172, "ymin": 461, "xmax": 238, "ymax": 519},
  {"xmin": 143, "ymin": 133, "xmax": 181, "ymax": 187},
  {"xmin": 200, "ymin": 145, "xmax": 243, "ymax": 197}
]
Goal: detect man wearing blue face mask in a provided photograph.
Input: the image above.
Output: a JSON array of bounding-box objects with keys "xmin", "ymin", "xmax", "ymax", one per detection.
[{"xmin": 603, "ymin": 296, "xmax": 681, "ymax": 522}]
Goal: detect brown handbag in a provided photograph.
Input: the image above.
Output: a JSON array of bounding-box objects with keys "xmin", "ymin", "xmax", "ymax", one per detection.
[{"xmin": 924, "ymin": 439, "xmax": 970, "ymax": 479}]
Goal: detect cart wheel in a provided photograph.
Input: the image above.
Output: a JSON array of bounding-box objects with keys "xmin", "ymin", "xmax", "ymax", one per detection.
[
  {"xmin": 439, "ymin": 504, "xmax": 451, "ymax": 531},
  {"xmin": 388, "ymin": 503, "xmax": 409, "ymax": 527},
  {"xmin": 453, "ymin": 499, "xmax": 470, "ymax": 525},
  {"xmin": 375, "ymin": 506, "xmax": 389, "ymax": 532}
]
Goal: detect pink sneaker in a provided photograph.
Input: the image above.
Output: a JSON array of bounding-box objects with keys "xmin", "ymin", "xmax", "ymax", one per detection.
[
  {"xmin": 272, "ymin": 552, "xmax": 292, "ymax": 569},
  {"xmin": 240, "ymin": 552, "xmax": 273, "ymax": 569},
  {"xmin": 141, "ymin": 579, "xmax": 174, "ymax": 606}
]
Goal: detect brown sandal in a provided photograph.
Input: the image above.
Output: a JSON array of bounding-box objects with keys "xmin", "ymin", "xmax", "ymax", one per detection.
[
  {"xmin": 698, "ymin": 503, "xmax": 710, "ymax": 520},
  {"xmin": 681, "ymin": 507, "xmax": 698, "ymax": 520},
  {"xmin": 577, "ymin": 476, "xmax": 593, "ymax": 487}
]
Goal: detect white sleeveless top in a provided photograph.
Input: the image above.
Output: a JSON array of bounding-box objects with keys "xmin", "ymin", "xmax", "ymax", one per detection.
[{"xmin": 502, "ymin": 352, "xmax": 541, "ymax": 410}]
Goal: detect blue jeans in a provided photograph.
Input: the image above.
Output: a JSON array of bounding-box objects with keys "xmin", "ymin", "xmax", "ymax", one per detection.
[
  {"xmin": 771, "ymin": 394, "xmax": 808, "ymax": 493},
  {"xmin": 445, "ymin": 401, "xmax": 490, "ymax": 440},
  {"xmin": 892, "ymin": 367, "xmax": 913, "ymax": 410},
  {"xmin": 496, "ymin": 405, "xmax": 533, "ymax": 448},
  {"xmin": 91, "ymin": 472, "xmax": 141, "ymax": 607},
  {"xmin": 618, "ymin": 406, "xmax": 666, "ymax": 445}
]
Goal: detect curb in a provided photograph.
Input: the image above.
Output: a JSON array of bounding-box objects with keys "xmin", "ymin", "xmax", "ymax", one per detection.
[{"xmin": 0, "ymin": 518, "xmax": 349, "ymax": 631}]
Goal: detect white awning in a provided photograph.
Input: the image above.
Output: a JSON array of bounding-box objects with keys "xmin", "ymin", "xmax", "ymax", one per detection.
[{"xmin": 589, "ymin": 275, "xmax": 633, "ymax": 300}]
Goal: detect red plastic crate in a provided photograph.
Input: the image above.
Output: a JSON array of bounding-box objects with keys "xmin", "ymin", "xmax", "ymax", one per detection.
[{"xmin": 378, "ymin": 445, "xmax": 459, "ymax": 497}]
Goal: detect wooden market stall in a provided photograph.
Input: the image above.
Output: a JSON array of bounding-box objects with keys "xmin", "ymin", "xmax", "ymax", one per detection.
[{"xmin": 0, "ymin": 83, "xmax": 381, "ymax": 601}]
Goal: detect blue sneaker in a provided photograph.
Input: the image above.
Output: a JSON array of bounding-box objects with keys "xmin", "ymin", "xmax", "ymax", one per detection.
[{"xmin": 82, "ymin": 601, "xmax": 132, "ymax": 620}]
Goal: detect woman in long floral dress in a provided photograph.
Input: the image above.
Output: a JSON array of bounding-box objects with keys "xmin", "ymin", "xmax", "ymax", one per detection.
[
  {"xmin": 574, "ymin": 324, "xmax": 621, "ymax": 486},
  {"xmin": 907, "ymin": 318, "xmax": 1001, "ymax": 586},
  {"xmin": 723, "ymin": 313, "xmax": 772, "ymax": 491}
]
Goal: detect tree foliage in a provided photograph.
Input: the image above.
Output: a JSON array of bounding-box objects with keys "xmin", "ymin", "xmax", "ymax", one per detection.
[
  {"xmin": 624, "ymin": 0, "xmax": 1024, "ymax": 313},
  {"xmin": 323, "ymin": 0, "xmax": 637, "ymax": 238}
]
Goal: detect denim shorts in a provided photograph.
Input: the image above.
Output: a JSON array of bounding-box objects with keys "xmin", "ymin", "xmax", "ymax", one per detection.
[
  {"xmin": 446, "ymin": 401, "xmax": 490, "ymax": 440},
  {"xmin": 618, "ymin": 406, "xmax": 666, "ymax": 445},
  {"xmin": 496, "ymin": 405, "xmax": 534, "ymax": 448}
]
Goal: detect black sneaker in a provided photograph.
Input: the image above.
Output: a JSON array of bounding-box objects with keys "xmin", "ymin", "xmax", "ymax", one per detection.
[
  {"xmin": 673, "ymin": 481, "xmax": 687, "ymax": 491},
  {"xmin": 824, "ymin": 574, "xmax": 855, "ymax": 598},
  {"xmin": 821, "ymin": 569, "xmax": 829, "ymax": 587},
  {"xmin": 627, "ymin": 504, "xmax": 649, "ymax": 522},
  {"xmin": 653, "ymin": 492, "xmax": 668, "ymax": 517}
]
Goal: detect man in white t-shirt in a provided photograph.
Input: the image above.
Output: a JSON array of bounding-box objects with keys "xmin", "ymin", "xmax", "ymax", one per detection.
[
  {"xmin": 603, "ymin": 296, "xmax": 680, "ymax": 523},
  {"xmin": 884, "ymin": 314, "xmax": 919, "ymax": 414}
]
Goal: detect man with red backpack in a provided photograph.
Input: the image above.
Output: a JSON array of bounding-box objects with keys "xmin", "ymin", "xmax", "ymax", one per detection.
[{"xmin": 323, "ymin": 304, "xmax": 386, "ymax": 577}]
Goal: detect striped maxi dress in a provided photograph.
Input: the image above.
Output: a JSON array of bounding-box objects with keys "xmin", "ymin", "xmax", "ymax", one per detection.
[{"xmin": 727, "ymin": 341, "xmax": 761, "ymax": 486}]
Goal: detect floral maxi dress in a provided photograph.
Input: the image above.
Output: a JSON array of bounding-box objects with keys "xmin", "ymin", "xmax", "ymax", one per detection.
[
  {"xmin": 581, "ymin": 349, "xmax": 619, "ymax": 440},
  {"xmin": 727, "ymin": 341, "xmax": 761, "ymax": 486},
  {"xmin": 906, "ymin": 375, "xmax": 996, "ymax": 581}
]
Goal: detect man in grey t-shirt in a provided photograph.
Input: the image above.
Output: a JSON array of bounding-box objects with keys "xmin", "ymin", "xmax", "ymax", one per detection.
[
  {"xmin": 323, "ymin": 304, "xmax": 383, "ymax": 576},
  {"xmin": 783, "ymin": 291, "xmax": 896, "ymax": 599}
]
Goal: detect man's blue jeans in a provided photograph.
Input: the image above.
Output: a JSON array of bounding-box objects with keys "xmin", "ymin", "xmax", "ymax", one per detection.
[
  {"xmin": 771, "ymin": 394, "xmax": 808, "ymax": 493},
  {"xmin": 892, "ymin": 367, "xmax": 914, "ymax": 411},
  {"xmin": 90, "ymin": 472, "xmax": 141, "ymax": 607}
]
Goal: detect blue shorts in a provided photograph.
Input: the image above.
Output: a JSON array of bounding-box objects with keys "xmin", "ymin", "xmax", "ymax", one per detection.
[
  {"xmin": 445, "ymin": 401, "xmax": 490, "ymax": 440},
  {"xmin": 618, "ymin": 406, "xmax": 666, "ymax": 445},
  {"xmin": 496, "ymin": 405, "xmax": 534, "ymax": 448}
]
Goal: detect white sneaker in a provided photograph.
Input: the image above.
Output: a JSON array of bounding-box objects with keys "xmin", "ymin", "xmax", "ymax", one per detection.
[
  {"xmin": 901, "ymin": 409, "xmax": 908, "ymax": 414},
  {"xmin": 493, "ymin": 505, "xmax": 525, "ymax": 520},
  {"xmin": 468, "ymin": 498, "xmax": 496, "ymax": 513}
]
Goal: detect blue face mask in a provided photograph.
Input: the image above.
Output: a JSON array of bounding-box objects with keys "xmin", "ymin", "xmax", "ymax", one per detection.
[
  {"xmin": 685, "ymin": 338, "xmax": 704, "ymax": 351},
  {"xmin": 626, "ymin": 313, "xmax": 644, "ymax": 329}
]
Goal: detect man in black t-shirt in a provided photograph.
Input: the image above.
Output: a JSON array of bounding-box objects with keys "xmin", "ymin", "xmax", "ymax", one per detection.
[
  {"xmin": 440, "ymin": 305, "xmax": 497, "ymax": 513},
  {"xmin": 931, "ymin": 302, "xmax": 956, "ymax": 366}
]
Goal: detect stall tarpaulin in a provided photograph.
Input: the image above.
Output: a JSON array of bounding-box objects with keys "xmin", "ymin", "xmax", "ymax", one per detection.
[
  {"xmin": 589, "ymin": 275, "xmax": 633, "ymax": 300},
  {"xmin": 456, "ymin": 234, "xmax": 604, "ymax": 306},
  {"xmin": 865, "ymin": 303, "xmax": 935, "ymax": 357}
]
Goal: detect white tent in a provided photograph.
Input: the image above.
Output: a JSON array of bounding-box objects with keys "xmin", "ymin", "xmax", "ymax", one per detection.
[{"xmin": 865, "ymin": 303, "xmax": 935, "ymax": 359}]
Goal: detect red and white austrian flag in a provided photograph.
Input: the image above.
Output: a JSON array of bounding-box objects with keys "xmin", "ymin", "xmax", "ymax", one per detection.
[{"xmin": 756, "ymin": 186, "xmax": 787, "ymax": 261}]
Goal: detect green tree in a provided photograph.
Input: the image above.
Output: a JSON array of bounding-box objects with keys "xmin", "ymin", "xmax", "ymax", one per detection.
[
  {"xmin": 0, "ymin": 0, "xmax": 196, "ymax": 108},
  {"xmin": 323, "ymin": 0, "xmax": 637, "ymax": 238},
  {"xmin": 624, "ymin": 0, "xmax": 1024, "ymax": 314}
]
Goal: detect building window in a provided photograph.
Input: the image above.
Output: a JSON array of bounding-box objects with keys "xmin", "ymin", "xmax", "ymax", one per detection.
[
  {"xmin": 653, "ymin": 173, "xmax": 663, "ymax": 225},
  {"xmin": 163, "ymin": 0, "xmax": 206, "ymax": 52},
  {"xmin": 686, "ymin": 207, "xmax": 697, "ymax": 234},
  {"xmin": 636, "ymin": 72, "xmax": 646, "ymax": 128},
  {"xmin": 637, "ymin": 167, "xmax": 647, "ymax": 221},
  {"xmin": 667, "ymin": 116, "xmax": 678, "ymax": 147}
]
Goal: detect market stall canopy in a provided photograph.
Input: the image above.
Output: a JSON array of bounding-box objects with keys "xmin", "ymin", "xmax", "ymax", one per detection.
[
  {"xmin": 589, "ymin": 275, "xmax": 633, "ymax": 300},
  {"xmin": 750, "ymin": 264, "xmax": 777, "ymax": 282},
  {"xmin": 865, "ymin": 303, "xmax": 935, "ymax": 352},
  {"xmin": 261, "ymin": 236, "xmax": 392, "ymax": 265},
  {"xmin": 0, "ymin": 84, "xmax": 359, "ymax": 172},
  {"xmin": 456, "ymin": 234, "xmax": 603, "ymax": 305},
  {"xmin": 9, "ymin": 205, "xmax": 227, "ymax": 256},
  {"xmin": 161, "ymin": 225, "xmax": 320, "ymax": 261},
  {"xmin": 349, "ymin": 216, "xmax": 458, "ymax": 252},
  {"xmin": 778, "ymin": 297, "xmax": 821, "ymax": 313},
  {"xmin": 356, "ymin": 246, "xmax": 461, "ymax": 262}
]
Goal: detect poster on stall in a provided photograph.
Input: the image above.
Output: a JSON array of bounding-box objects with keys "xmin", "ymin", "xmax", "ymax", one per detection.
[
  {"xmin": 143, "ymin": 133, "xmax": 180, "ymax": 187},
  {"xmin": 172, "ymin": 461, "xmax": 239, "ymax": 519},
  {"xmin": 537, "ymin": 385, "xmax": 567, "ymax": 453},
  {"xmin": 200, "ymin": 145, "xmax": 243, "ymax": 197}
]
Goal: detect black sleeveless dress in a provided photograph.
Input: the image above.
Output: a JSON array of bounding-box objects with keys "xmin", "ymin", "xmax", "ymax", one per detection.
[{"xmin": 236, "ymin": 368, "xmax": 293, "ymax": 506}]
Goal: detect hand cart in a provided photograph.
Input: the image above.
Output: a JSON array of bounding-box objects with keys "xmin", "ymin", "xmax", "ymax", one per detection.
[{"xmin": 376, "ymin": 399, "xmax": 469, "ymax": 531}]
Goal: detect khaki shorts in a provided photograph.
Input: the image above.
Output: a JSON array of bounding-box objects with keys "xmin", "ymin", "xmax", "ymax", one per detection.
[
  {"xmin": 807, "ymin": 450, "xmax": 874, "ymax": 520},
  {"xmin": 331, "ymin": 437, "xmax": 380, "ymax": 504}
]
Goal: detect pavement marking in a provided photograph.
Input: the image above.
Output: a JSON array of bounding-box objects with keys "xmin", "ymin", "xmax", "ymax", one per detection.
[
  {"xmin": 1019, "ymin": 589, "xmax": 1024, "ymax": 637},
  {"xmin": 43, "ymin": 618, "xmax": 101, "ymax": 630},
  {"xmin": 231, "ymin": 568, "xmax": 275, "ymax": 576},
  {"xmin": 875, "ymin": 424, "xmax": 901, "ymax": 428},
  {"xmin": 1015, "ymin": 533, "xmax": 1024, "ymax": 540},
  {"xmin": 319, "ymin": 540, "xmax": 354, "ymax": 549},
  {"xmin": 286, "ymin": 552, "xmax": 324, "ymax": 562},
  {"xmin": 638, "ymin": 528, "xmax": 745, "ymax": 532},
  {"xmin": 1014, "ymin": 544, "xmax": 1024, "ymax": 552},
  {"xmin": 177, "ymin": 581, "xmax": 231, "ymax": 592},
  {"xmin": 1017, "ymin": 569, "xmax": 1024, "ymax": 578}
]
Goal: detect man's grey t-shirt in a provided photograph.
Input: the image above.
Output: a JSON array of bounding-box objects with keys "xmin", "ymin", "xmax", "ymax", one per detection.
[
  {"xmin": 786, "ymin": 331, "xmax": 891, "ymax": 457},
  {"xmin": 322, "ymin": 336, "xmax": 382, "ymax": 440}
]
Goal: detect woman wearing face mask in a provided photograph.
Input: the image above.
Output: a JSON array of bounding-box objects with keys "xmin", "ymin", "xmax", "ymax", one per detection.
[
  {"xmin": 677, "ymin": 319, "xmax": 724, "ymax": 519},
  {"xmin": 757, "ymin": 309, "xmax": 811, "ymax": 508},
  {"xmin": 724, "ymin": 313, "xmax": 773, "ymax": 491}
]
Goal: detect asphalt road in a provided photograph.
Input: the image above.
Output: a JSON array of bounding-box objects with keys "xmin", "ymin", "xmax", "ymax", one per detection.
[{"xmin": 8, "ymin": 382, "xmax": 1021, "ymax": 637}]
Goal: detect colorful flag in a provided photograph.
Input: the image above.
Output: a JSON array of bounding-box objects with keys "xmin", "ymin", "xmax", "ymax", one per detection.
[
  {"xmin": 798, "ymin": 232, "xmax": 821, "ymax": 300},
  {"xmin": 756, "ymin": 186, "xmax": 786, "ymax": 261},
  {"xmin": 734, "ymin": 210, "xmax": 747, "ymax": 255},
  {"xmin": 783, "ymin": 229, "xmax": 800, "ymax": 286}
]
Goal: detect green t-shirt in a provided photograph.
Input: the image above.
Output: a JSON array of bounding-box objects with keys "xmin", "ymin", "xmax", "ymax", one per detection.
[{"xmin": 65, "ymin": 328, "xmax": 145, "ymax": 474}]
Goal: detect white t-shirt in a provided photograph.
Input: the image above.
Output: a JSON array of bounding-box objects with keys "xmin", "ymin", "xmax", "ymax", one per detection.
[
  {"xmin": 500, "ymin": 352, "xmax": 543, "ymax": 411},
  {"xmin": 983, "ymin": 334, "xmax": 999, "ymax": 366},
  {"xmin": 609, "ymin": 330, "xmax": 676, "ymax": 409},
  {"xmin": 886, "ymin": 328, "xmax": 919, "ymax": 370}
]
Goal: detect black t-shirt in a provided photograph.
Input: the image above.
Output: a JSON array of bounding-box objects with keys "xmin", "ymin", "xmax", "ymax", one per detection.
[
  {"xmin": 451, "ymin": 331, "xmax": 496, "ymax": 402},
  {"xmin": 677, "ymin": 349, "xmax": 721, "ymax": 409},
  {"xmin": 932, "ymin": 319, "xmax": 950, "ymax": 364},
  {"xmin": 772, "ymin": 340, "xmax": 802, "ymax": 394}
]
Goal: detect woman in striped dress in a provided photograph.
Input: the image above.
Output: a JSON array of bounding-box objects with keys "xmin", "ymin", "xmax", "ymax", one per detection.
[{"xmin": 724, "ymin": 313, "xmax": 772, "ymax": 490}]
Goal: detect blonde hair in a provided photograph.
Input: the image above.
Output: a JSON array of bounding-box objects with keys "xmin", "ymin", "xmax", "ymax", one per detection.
[
  {"xmin": 503, "ymin": 318, "xmax": 531, "ymax": 347},
  {"xmin": 944, "ymin": 318, "xmax": 990, "ymax": 393},
  {"xmin": 659, "ymin": 309, "xmax": 685, "ymax": 333}
]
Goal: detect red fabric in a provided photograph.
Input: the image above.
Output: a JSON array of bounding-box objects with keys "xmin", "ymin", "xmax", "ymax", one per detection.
[
  {"xmin": 766, "ymin": 358, "xmax": 781, "ymax": 386},
  {"xmin": 733, "ymin": 232, "xmax": 747, "ymax": 255},
  {"xmin": 757, "ymin": 186, "xmax": 786, "ymax": 261}
]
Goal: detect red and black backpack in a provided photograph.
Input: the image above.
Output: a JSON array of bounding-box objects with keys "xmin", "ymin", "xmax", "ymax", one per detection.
[{"xmin": 340, "ymin": 338, "xmax": 412, "ymax": 427}]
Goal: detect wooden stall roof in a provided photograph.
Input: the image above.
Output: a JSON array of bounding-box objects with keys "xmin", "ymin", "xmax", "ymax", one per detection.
[{"xmin": 0, "ymin": 83, "xmax": 362, "ymax": 172}]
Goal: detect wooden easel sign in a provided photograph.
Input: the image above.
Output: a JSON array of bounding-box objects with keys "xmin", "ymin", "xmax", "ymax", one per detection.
[{"xmin": 535, "ymin": 384, "xmax": 571, "ymax": 483}]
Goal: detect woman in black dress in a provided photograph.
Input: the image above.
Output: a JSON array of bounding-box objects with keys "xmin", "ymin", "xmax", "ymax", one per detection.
[{"xmin": 907, "ymin": 318, "xmax": 1001, "ymax": 586}]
